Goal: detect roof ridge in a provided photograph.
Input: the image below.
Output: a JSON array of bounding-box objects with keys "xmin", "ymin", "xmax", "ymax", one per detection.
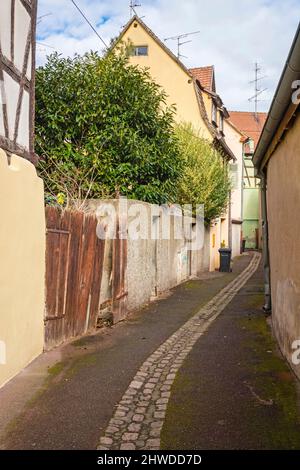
[
  {"xmin": 229, "ymin": 110, "xmax": 267, "ymax": 114},
  {"xmin": 189, "ymin": 65, "xmax": 214, "ymax": 69},
  {"xmin": 117, "ymin": 15, "xmax": 192, "ymax": 79},
  {"xmin": 189, "ymin": 66, "xmax": 215, "ymax": 92}
]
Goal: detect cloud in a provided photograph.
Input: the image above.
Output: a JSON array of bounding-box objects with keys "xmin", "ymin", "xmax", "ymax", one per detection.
[{"xmin": 37, "ymin": 0, "xmax": 300, "ymax": 111}]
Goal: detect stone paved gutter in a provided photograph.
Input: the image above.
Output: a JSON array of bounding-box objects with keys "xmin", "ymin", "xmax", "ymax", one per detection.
[{"xmin": 98, "ymin": 252, "xmax": 261, "ymax": 450}]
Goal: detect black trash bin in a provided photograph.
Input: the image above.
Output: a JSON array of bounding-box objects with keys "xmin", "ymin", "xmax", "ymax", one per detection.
[{"xmin": 219, "ymin": 248, "xmax": 232, "ymax": 272}]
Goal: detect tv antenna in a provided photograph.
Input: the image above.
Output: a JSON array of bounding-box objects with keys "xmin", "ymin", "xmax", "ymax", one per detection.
[
  {"xmin": 130, "ymin": 1, "xmax": 141, "ymax": 17},
  {"xmin": 248, "ymin": 62, "xmax": 267, "ymax": 119},
  {"xmin": 37, "ymin": 13, "xmax": 53, "ymax": 25},
  {"xmin": 164, "ymin": 30, "xmax": 200, "ymax": 60}
]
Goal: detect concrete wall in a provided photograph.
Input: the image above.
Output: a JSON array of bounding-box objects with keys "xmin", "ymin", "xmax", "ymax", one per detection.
[
  {"xmin": 87, "ymin": 199, "xmax": 210, "ymax": 315},
  {"xmin": 127, "ymin": 201, "xmax": 157, "ymax": 311},
  {"xmin": 128, "ymin": 204, "xmax": 210, "ymax": 310},
  {"xmin": 266, "ymin": 113, "xmax": 300, "ymax": 378},
  {"xmin": 120, "ymin": 20, "xmax": 212, "ymax": 140},
  {"xmin": 0, "ymin": 150, "xmax": 45, "ymax": 388}
]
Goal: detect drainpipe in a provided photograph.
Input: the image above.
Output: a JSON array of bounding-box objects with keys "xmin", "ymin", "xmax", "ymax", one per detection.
[
  {"xmin": 241, "ymin": 141, "xmax": 246, "ymax": 249},
  {"xmin": 259, "ymin": 170, "xmax": 272, "ymax": 313},
  {"xmin": 228, "ymin": 190, "xmax": 232, "ymax": 249}
]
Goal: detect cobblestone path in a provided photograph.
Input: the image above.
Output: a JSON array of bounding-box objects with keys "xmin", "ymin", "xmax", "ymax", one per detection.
[{"xmin": 98, "ymin": 252, "xmax": 261, "ymax": 450}]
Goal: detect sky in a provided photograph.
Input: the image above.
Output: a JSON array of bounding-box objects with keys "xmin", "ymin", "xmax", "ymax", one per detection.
[{"xmin": 36, "ymin": 0, "xmax": 300, "ymax": 112}]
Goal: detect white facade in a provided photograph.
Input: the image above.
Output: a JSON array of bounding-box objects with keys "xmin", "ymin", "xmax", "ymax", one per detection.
[{"xmin": 224, "ymin": 119, "xmax": 244, "ymax": 258}]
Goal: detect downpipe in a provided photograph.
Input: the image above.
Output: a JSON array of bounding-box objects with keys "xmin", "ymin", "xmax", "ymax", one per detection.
[{"xmin": 260, "ymin": 170, "xmax": 272, "ymax": 314}]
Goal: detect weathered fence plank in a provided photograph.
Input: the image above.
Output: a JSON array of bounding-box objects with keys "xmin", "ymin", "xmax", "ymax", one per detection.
[
  {"xmin": 44, "ymin": 207, "xmax": 106, "ymax": 349},
  {"xmin": 65, "ymin": 210, "xmax": 84, "ymax": 339},
  {"xmin": 77, "ymin": 215, "xmax": 96, "ymax": 336}
]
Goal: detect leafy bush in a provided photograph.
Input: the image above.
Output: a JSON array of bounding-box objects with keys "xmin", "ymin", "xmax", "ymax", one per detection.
[
  {"xmin": 176, "ymin": 123, "xmax": 231, "ymax": 223},
  {"xmin": 36, "ymin": 50, "xmax": 182, "ymax": 206}
]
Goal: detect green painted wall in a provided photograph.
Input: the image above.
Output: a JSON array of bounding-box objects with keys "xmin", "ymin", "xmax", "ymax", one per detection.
[
  {"xmin": 243, "ymin": 219, "xmax": 259, "ymax": 249},
  {"xmin": 243, "ymin": 154, "xmax": 260, "ymax": 249},
  {"xmin": 244, "ymin": 188, "xmax": 259, "ymax": 219}
]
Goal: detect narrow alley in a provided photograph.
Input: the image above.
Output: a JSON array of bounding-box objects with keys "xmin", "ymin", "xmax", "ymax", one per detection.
[
  {"xmin": 2, "ymin": 0, "xmax": 300, "ymax": 464},
  {"xmin": 1, "ymin": 252, "xmax": 299, "ymax": 451}
]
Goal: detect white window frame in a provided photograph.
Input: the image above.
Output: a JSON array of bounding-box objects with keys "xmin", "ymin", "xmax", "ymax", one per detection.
[{"xmin": 130, "ymin": 46, "xmax": 148, "ymax": 57}]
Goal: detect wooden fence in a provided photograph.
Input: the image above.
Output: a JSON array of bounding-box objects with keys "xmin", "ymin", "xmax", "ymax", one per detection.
[
  {"xmin": 45, "ymin": 206, "xmax": 128, "ymax": 349},
  {"xmin": 45, "ymin": 207, "xmax": 106, "ymax": 349}
]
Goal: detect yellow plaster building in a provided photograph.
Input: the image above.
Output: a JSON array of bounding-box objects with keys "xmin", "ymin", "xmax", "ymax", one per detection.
[{"xmin": 113, "ymin": 16, "xmax": 242, "ymax": 270}]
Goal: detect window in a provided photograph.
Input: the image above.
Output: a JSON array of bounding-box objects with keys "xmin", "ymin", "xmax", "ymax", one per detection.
[
  {"xmin": 244, "ymin": 138, "xmax": 255, "ymax": 155},
  {"xmin": 230, "ymin": 163, "xmax": 238, "ymax": 190},
  {"xmin": 219, "ymin": 113, "xmax": 224, "ymax": 133},
  {"xmin": 212, "ymin": 102, "xmax": 217, "ymax": 125},
  {"xmin": 129, "ymin": 46, "xmax": 148, "ymax": 56}
]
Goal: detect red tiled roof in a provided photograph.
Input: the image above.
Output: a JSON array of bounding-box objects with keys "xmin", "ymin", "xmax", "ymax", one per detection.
[
  {"xmin": 189, "ymin": 66, "xmax": 214, "ymax": 92},
  {"xmin": 228, "ymin": 111, "xmax": 268, "ymax": 148}
]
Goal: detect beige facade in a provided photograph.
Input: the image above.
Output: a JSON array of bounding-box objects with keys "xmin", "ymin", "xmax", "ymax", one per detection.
[
  {"xmin": 119, "ymin": 19, "xmax": 211, "ymax": 140},
  {"xmin": 265, "ymin": 113, "xmax": 300, "ymax": 377},
  {"xmin": 253, "ymin": 23, "xmax": 300, "ymax": 378},
  {"xmin": 0, "ymin": 150, "xmax": 45, "ymax": 388}
]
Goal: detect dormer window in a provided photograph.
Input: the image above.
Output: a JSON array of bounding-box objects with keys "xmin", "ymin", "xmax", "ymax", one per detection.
[
  {"xmin": 212, "ymin": 102, "xmax": 217, "ymax": 125},
  {"xmin": 219, "ymin": 113, "xmax": 224, "ymax": 133},
  {"xmin": 244, "ymin": 138, "xmax": 255, "ymax": 155},
  {"xmin": 130, "ymin": 46, "xmax": 148, "ymax": 56}
]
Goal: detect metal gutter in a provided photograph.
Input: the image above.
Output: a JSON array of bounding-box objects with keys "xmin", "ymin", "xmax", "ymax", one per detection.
[
  {"xmin": 253, "ymin": 22, "xmax": 300, "ymax": 314},
  {"xmin": 253, "ymin": 22, "xmax": 300, "ymax": 170}
]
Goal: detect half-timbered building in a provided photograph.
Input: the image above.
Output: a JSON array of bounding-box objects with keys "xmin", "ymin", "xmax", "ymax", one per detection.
[{"xmin": 0, "ymin": 0, "xmax": 37, "ymax": 162}]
